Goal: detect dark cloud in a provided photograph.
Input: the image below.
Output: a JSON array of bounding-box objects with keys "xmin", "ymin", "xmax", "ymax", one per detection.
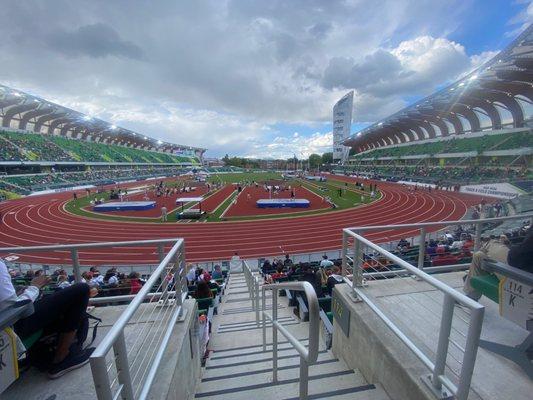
[{"xmin": 45, "ymin": 23, "xmax": 145, "ymax": 60}]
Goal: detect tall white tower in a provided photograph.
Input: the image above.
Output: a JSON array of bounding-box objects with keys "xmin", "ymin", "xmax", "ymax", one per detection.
[{"xmin": 332, "ymin": 91, "xmax": 353, "ymax": 164}]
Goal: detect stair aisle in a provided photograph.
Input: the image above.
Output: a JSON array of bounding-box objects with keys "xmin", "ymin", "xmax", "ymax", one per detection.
[{"xmin": 194, "ymin": 273, "xmax": 391, "ymax": 400}]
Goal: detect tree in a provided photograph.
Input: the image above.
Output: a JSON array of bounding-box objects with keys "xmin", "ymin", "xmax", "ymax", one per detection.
[
  {"xmin": 308, "ymin": 153, "xmax": 322, "ymax": 169},
  {"xmin": 321, "ymin": 152, "xmax": 333, "ymax": 164}
]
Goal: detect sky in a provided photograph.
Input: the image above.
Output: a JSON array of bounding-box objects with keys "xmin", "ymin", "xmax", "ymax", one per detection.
[{"xmin": 0, "ymin": 0, "xmax": 531, "ymax": 158}]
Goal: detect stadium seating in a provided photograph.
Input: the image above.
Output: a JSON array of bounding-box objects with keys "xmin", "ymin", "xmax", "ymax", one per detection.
[
  {"xmin": 0, "ymin": 130, "xmax": 199, "ymax": 164},
  {"xmin": 0, "ymin": 166, "xmax": 188, "ymax": 195},
  {"xmin": 354, "ymin": 130, "xmax": 532, "ymax": 160}
]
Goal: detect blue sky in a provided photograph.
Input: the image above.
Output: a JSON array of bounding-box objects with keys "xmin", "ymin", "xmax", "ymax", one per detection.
[{"xmin": 0, "ymin": 0, "xmax": 531, "ymax": 158}]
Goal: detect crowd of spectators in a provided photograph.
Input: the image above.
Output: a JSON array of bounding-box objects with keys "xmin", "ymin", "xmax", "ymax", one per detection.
[
  {"xmin": 0, "ymin": 130, "xmax": 198, "ymax": 164},
  {"xmin": 8, "ymin": 266, "xmax": 146, "ymax": 297},
  {"xmin": 0, "ymin": 166, "xmax": 189, "ymax": 195},
  {"xmin": 343, "ymin": 164, "xmax": 530, "ymax": 186}
]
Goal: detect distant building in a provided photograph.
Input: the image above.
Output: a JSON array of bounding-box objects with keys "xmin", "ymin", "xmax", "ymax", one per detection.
[{"xmin": 332, "ymin": 91, "xmax": 353, "ymax": 164}]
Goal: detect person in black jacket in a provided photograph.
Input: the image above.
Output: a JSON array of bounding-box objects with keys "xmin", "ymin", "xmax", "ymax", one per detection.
[{"xmin": 507, "ymin": 227, "xmax": 533, "ymax": 273}]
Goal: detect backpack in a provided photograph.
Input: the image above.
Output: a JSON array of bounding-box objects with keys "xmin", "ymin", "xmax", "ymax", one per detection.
[{"xmin": 26, "ymin": 312, "xmax": 101, "ymax": 371}]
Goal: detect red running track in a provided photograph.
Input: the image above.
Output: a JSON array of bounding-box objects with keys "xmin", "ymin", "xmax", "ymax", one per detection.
[{"xmin": 0, "ymin": 177, "xmax": 483, "ymax": 265}]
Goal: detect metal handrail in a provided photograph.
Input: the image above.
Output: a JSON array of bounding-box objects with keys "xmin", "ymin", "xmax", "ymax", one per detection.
[
  {"xmin": 262, "ymin": 281, "xmax": 319, "ymax": 400},
  {"xmin": 344, "ymin": 212, "xmax": 533, "ymax": 232},
  {"xmin": 0, "ymin": 238, "xmax": 180, "ymax": 282},
  {"xmin": 89, "ymin": 238, "xmax": 186, "ymax": 400},
  {"xmin": 343, "ymin": 228, "xmax": 484, "ymax": 400}
]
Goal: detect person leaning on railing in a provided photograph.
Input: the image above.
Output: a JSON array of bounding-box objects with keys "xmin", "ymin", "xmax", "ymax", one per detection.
[
  {"xmin": 0, "ymin": 258, "xmax": 94, "ymax": 379},
  {"xmin": 463, "ymin": 235, "xmax": 511, "ymax": 301}
]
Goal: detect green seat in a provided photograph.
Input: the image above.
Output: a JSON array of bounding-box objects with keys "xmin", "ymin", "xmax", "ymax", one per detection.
[
  {"xmin": 326, "ymin": 312, "xmax": 333, "ymax": 323},
  {"xmin": 470, "ymin": 274, "xmax": 499, "ymax": 303},
  {"xmin": 22, "ymin": 329, "xmax": 43, "ymax": 349},
  {"xmin": 196, "ymin": 298, "xmax": 214, "ymax": 316},
  {"xmin": 318, "ymin": 297, "xmax": 332, "ymax": 313}
]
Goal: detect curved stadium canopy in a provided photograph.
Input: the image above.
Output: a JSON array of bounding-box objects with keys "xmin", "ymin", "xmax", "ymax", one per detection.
[
  {"xmin": 344, "ymin": 24, "xmax": 533, "ymax": 154},
  {"xmin": 0, "ymin": 84, "xmax": 205, "ymax": 156}
]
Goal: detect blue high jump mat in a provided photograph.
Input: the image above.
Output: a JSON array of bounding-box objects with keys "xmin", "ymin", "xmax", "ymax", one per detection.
[
  {"xmin": 256, "ymin": 198, "xmax": 310, "ymax": 208},
  {"xmin": 93, "ymin": 201, "xmax": 156, "ymax": 212}
]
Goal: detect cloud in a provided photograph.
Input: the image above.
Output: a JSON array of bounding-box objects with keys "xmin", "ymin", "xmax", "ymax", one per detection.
[
  {"xmin": 0, "ymin": 0, "xmax": 517, "ymax": 158},
  {"xmin": 321, "ymin": 35, "xmax": 502, "ymax": 121},
  {"xmin": 246, "ymin": 131, "xmax": 333, "ymax": 159},
  {"xmin": 45, "ymin": 23, "xmax": 145, "ymax": 60}
]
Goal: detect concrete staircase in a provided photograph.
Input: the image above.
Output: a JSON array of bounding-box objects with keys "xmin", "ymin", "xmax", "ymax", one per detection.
[{"xmin": 194, "ymin": 273, "xmax": 390, "ymax": 400}]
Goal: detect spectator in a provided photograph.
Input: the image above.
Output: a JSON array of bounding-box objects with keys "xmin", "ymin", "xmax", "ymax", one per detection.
[
  {"xmin": 128, "ymin": 272, "xmax": 143, "ymax": 295},
  {"xmin": 283, "ymin": 254, "xmax": 293, "ymax": 268},
  {"xmin": 195, "ymin": 281, "xmax": 213, "ymax": 299},
  {"xmin": 463, "ymin": 236, "xmax": 510, "ymax": 300},
  {"xmin": 507, "ymin": 227, "xmax": 533, "ymax": 273},
  {"xmin": 186, "ymin": 264, "xmax": 197, "ymax": 285},
  {"xmin": 229, "ymin": 252, "xmax": 241, "ymax": 272},
  {"xmin": 0, "ymin": 258, "xmax": 94, "ymax": 378},
  {"xmin": 319, "ymin": 255, "xmax": 334, "ymax": 269},
  {"xmin": 57, "ymin": 274, "xmax": 71, "ymax": 289},
  {"xmin": 104, "ymin": 269, "xmax": 119, "ymax": 287},
  {"xmin": 326, "ymin": 266, "xmax": 344, "ymax": 296},
  {"xmin": 212, "ymin": 265, "xmax": 223, "ymax": 280}
]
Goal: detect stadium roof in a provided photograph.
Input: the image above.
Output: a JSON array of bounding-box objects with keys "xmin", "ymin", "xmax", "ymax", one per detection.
[
  {"xmin": 344, "ymin": 24, "xmax": 533, "ymax": 153},
  {"xmin": 0, "ymin": 84, "xmax": 205, "ymax": 154}
]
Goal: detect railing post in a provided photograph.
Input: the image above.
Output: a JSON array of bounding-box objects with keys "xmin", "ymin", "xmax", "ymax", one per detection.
[
  {"xmin": 341, "ymin": 230, "xmax": 348, "ymax": 277},
  {"xmin": 474, "ymin": 220, "xmax": 482, "ymax": 252},
  {"xmin": 157, "ymin": 243, "xmax": 165, "ymax": 262},
  {"xmin": 432, "ymin": 294, "xmax": 454, "ymax": 391},
  {"xmin": 175, "ymin": 244, "xmax": 184, "ymax": 317},
  {"xmin": 272, "ymin": 288, "xmax": 278, "ymax": 383},
  {"xmin": 113, "ymin": 331, "xmax": 134, "ymax": 400},
  {"xmin": 90, "ymin": 355, "xmax": 113, "ymax": 400},
  {"xmin": 71, "ymin": 248, "xmax": 81, "ymax": 282},
  {"xmin": 262, "ymin": 286, "xmax": 266, "ymax": 351},
  {"xmin": 255, "ymin": 278, "xmax": 260, "ymax": 325},
  {"xmin": 456, "ymin": 306, "xmax": 484, "ymax": 400},
  {"xmin": 353, "ymin": 231, "xmax": 364, "ymax": 289},
  {"xmin": 418, "ymin": 227, "xmax": 426, "ymax": 277},
  {"xmin": 299, "ymin": 357, "xmax": 309, "ymax": 400}
]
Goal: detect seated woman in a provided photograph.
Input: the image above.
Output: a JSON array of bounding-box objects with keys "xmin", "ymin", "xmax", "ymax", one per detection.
[{"xmin": 0, "ymin": 258, "xmax": 94, "ymax": 379}]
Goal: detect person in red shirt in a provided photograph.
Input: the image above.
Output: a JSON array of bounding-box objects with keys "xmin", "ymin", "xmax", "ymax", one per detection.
[{"xmin": 129, "ymin": 272, "xmax": 143, "ymax": 295}]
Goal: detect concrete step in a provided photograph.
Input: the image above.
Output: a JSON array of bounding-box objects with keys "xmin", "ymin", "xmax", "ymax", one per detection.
[
  {"xmin": 195, "ymin": 273, "xmax": 391, "ymax": 400},
  {"xmin": 196, "ymin": 356, "xmax": 389, "ymax": 399}
]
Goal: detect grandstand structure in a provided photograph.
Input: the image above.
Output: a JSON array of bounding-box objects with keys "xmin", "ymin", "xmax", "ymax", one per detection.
[
  {"xmin": 343, "ymin": 25, "xmax": 533, "ymax": 189},
  {"xmin": 0, "ymin": 84, "xmax": 205, "ymax": 195}
]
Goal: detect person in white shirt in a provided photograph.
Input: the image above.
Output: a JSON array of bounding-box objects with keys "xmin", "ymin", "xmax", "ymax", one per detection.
[
  {"xmin": 186, "ymin": 264, "xmax": 197, "ymax": 285},
  {"xmin": 57, "ymin": 275, "xmax": 71, "ymax": 289},
  {"xmin": 229, "ymin": 252, "xmax": 242, "ymax": 272},
  {"xmin": 0, "ymin": 259, "xmax": 94, "ymax": 378},
  {"xmin": 320, "ymin": 255, "xmax": 334, "ymax": 268}
]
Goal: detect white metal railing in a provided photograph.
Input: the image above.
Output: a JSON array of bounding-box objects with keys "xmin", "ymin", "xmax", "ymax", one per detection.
[
  {"xmin": 89, "ymin": 239, "xmax": 187, "ymax": 400},
  {"xmin": 242, "ymin": 260, "xmax": 261, "ymax": 324},
  {"xmin": 0, "ymin": 238, "xmax": 179, "ymax": 282},
  {"xmin": 340, "ymin": 215, "xmax": 532, "ymax": 400},
  {"xmin": 0, "ymin": 238, "xmax": 188, "ymax": 399},
  {"xmin": 242, "ymin": 260, "xmax": 319, "ymax": 400},
  {"xmin": 262, "ymin": 281, "xmax": 319, "ymax": 400}
]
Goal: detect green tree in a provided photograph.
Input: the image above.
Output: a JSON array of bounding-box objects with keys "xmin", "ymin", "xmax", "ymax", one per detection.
[
  {"xmin": 321, "ymin": 152, "xmax": 333, "ymax": 164},
  {"xmin": 308, "ymin": 153, "xmax": 322, "ymax": 169}
]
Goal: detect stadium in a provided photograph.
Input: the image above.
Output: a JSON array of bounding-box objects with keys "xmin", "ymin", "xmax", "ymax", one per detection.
[{"xmin": 0, "ymin": 6, "xmax": 531, "ymax": 400}]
